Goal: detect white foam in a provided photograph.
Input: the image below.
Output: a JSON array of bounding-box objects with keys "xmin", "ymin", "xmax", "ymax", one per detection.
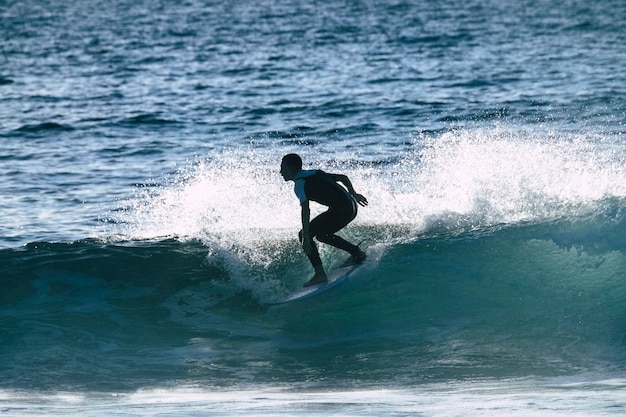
[
  {"xmin": 117, "ymin": 128, "xmax": 626, "ymax": 242},
  {"xmin": 359, "ymin": 127, "xmax": 626, "ymax": 231},
  {"xmin": 110, "ymin": 127, "xmax": 626, "ymax": 297},
  {"xmin": 3, "ymin": 378, "xmax": 625, "ymax": 416}
]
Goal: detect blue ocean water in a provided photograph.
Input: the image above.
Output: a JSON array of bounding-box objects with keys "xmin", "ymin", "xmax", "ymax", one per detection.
[{"xmin": 1, "ymin": 0, "xmax": 626, "ymax": 414}]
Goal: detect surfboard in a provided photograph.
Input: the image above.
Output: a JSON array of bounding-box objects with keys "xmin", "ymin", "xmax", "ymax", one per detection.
[{"xmin": 270, "ymin": 263, "xmax": 364, "ymax": 305}]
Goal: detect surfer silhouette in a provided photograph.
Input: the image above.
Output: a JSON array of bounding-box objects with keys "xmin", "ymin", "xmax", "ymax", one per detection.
[{"xmin": 280, "ymin": 153, "xmax": 368, "ymax": 287}]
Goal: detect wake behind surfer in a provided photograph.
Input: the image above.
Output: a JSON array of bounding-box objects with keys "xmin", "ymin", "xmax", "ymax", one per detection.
[{"xmin": 280, "ymin": 153, "xmax": 368, "ymax": 287}]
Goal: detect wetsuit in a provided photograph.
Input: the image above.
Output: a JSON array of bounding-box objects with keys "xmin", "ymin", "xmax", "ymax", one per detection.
[{"xmin": 293, "ymin": 170, "xmax": 360, "ymax": 263}]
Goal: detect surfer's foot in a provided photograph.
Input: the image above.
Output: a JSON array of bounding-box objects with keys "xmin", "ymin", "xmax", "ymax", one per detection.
[
  {"xmin": 340, "ymin": 248, "xmax": 367, "ymax": 267},
  {"xmin": 351, "ymin": 248, "xmax": 367, "ymax": 264},
  {"xmin": 304, "ymin": 272, "xmax": 328, "ymax": 287}
]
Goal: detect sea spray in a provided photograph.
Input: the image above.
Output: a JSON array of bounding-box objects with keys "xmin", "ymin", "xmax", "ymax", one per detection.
[{"xmin": 115, "ymin": 125, "xmax": 626, "ymax": 245}]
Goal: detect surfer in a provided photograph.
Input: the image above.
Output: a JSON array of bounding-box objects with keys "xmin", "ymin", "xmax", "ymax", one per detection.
[{"xmin": 280, "ymin": 153, "xmax": 368, "ymax": 287}]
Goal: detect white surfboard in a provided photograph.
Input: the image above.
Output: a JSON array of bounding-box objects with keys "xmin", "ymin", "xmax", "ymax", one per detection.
[{"xmin": 270, "ymin": 263, "xmax": 363, "ymax": 305}]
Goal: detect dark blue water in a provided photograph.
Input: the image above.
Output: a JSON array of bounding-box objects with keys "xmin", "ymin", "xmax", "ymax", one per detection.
[{"xmin": 1, "ymin": 0, "xmax": 626, "ymax": 414}]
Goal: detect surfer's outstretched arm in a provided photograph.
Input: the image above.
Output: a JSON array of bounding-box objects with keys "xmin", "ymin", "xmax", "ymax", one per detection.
[{"xmin": 329, "ymin": 173, "xmax": 369, "ymax": 207}]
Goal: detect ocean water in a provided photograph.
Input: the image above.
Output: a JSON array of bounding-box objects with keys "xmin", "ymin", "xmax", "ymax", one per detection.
[{"xmin": 1, "ymin": 0, "xmax": 626, "ymax": 415}]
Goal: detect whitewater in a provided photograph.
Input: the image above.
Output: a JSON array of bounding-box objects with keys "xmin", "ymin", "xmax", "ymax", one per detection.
[{"xmin": 1, "ymin": 0, "xmax": 626, "ymax": 415}]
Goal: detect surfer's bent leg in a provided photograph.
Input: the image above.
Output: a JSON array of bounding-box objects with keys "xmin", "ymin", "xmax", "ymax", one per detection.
[
  {"xmin": 309, "ymin": 207, "xmax": 364, "ymax": 259},
  {"xmin": 317, "ymin": 234, "xmax": 359, "ymax": 254}
]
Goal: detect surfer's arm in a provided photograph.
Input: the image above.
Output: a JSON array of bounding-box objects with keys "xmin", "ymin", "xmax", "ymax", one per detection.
[
  {"xmin": 300, "ymin": 201, "xmax": 313, "ymax": 255},
  {"xmin": 329, "ymin": 173, "xmax": 369, "ymax": 207}
]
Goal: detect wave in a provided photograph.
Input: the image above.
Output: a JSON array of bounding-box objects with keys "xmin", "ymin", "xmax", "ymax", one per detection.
[
  {"xmin": 2, "ymin": 211, "xmax": 626, "ymax": 390},
  {"xmin": 14, "ymin": 122, "xmax": 74, "ymax": 133},
  {"xmin": 4, "ymin": 207, "xmax": 626, "ymax": 334},
  {"xmin": 119, "ymin": 113, "xmax": 183, "ymax": 126},
  {"xmin": 3, "ymin": 126, "xmax": 626, "ymax": 388},
  {"xmin": 5, "ymin": 205, "xmax": 626, "ymax": 299},
  {"xmin": 104, "ymin": 126, "xmax": 626, "ymax": 253}
]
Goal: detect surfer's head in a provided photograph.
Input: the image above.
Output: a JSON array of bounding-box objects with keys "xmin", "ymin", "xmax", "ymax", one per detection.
[{"xmin": 280, "ymin": 153, "xmax": 302, "ymax": 181}]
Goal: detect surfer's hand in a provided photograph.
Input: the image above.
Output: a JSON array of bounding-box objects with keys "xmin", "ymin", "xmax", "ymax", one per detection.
[{"xmin": 354, "ymin": 193, "xmax": 368, "ymax": 207}]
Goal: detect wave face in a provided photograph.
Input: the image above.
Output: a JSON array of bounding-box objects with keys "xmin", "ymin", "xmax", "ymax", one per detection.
[{"xmin": 2, "ymin": 204, "xmax": 626, "ymax": 390}]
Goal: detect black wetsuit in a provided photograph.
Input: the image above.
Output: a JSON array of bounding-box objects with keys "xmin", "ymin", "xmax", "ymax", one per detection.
[{"xmin": 293, "ymin": 170, "xmax": 359, "ymax": 263}]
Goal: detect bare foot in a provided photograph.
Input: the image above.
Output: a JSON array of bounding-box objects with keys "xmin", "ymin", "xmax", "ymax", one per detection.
[
  {"xmin": 352, "ymin": 248, "xmax": 367, "ymax": 263},
  {"xmin": 342, "ymin": 249, "xmax": 367, "ymax": 267},
  {"xmin": 303, "ymin": 272, "xmax": 328, "ymax": 287}
]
